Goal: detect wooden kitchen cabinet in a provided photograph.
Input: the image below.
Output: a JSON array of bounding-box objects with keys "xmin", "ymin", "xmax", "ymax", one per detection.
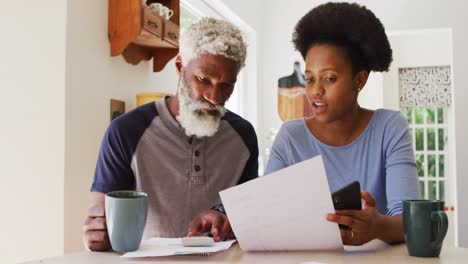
[{"xmin": 108, "ymin": 0, "xmax": 180, "ymax": 72}]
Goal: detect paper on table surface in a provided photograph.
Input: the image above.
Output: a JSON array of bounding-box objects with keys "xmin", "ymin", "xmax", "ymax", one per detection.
[
  {"xmin": 121, "ymin": 237, "xmax": 237, "ymax": 258},
  {"xmin": 220, "ymin": 156, "xmax": 343, "ymax": 251}
]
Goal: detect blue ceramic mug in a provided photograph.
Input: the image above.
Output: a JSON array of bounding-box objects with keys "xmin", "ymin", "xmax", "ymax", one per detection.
[{"xmin": 105, "ymin": 191, "xmax": 148, "ymax": 252}]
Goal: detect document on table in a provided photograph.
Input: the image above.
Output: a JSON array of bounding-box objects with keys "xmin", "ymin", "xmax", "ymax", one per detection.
[
  {"xmin": 220, "ymin": 156, "xmax": 343, "ymax": 251},
  {"xmin": 121, "ymin": 238, "xmax": 237, "ymax": 258}
]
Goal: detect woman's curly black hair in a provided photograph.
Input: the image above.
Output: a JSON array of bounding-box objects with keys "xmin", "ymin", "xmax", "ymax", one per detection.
[{"xmin": 292, "ymin": 2, "xmax": 392, "ymax": 73}]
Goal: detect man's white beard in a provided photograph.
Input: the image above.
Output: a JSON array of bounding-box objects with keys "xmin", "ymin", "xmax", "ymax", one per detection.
[{"xmin": 176, "ymin": 74, "xmax": 228, "ymax": 138}]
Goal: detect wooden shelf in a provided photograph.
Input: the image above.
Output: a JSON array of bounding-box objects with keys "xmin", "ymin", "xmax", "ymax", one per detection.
[
  {"xmin": 108, "ymin": 0, "xmax": 180, "ymax": 72},
  {"xmin": 136, "ymin": 92, "xmax": 172, "ymax": 106}
]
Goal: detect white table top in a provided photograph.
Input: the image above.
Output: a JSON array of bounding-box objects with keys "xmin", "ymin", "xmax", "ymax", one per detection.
[{"xmin": 23, "ymin": 239, "xmax": 468, "ymax": 264}]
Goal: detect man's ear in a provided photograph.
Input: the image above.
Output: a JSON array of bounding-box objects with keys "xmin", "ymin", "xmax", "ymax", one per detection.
[{"xmin": 175, "ymin": 55, "xmax": 183, "ymax": 76}]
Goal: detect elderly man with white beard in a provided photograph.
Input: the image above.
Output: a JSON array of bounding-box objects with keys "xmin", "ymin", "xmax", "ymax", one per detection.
[{"xmin": 83, "ymin": 18, "xmax": 258, "ymax": 251}]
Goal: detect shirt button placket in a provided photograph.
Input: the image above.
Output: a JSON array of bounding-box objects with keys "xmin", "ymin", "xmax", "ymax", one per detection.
[{"xmin": 191, "ymin": 141, "xmax": 203, "ymax": 184}]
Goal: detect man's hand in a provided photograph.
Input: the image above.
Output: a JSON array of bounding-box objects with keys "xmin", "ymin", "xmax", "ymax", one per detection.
[
  {"xmin": 83, "ymin": 204, "xmax": 111, "ymax": 251},
  {"xmin": 326, "ymin": 191, "xmax": 383, "ymax": 246},
  {"xmin": 187, "ymin": 210, "xmax": 234, "ymax": 241}
]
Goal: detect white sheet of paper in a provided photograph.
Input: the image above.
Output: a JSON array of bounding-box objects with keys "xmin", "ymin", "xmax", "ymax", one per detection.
[
  {"xmin": 121, "ymin": 238, "xmax": 237, "ymax": 258},
  {"xmin": 220, "ymin": 156, "xmax": 343, "ymax": 251}
]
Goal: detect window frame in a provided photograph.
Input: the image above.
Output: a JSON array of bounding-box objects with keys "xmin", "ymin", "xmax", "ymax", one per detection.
[{"xmin": 403, "ymin": 106, "xmax": 451, "ymax": 203}]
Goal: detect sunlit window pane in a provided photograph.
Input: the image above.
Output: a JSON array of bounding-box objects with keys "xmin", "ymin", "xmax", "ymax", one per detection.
[
  {"xmin": 416, "ymin": 154, "xmax": 424, "ymax": 177},
  {"xmin": 438, "ymin": 128, "xmax": 445, "ymax": 151},
  {"xmin": 415, "ymin": 108, "xmax": 424, "ymax": 124},
  {"xmin": 415, "ymin": 128, "xmax": 424, "ymax": 151},
  {"xmin": 405, "ymin": 107, "xmax": 413, "ymax": 123},
  {"xmin": 426, "ymin": 108, "xmax": 435, "ymax": 124},
  {"xmin": 420, "ymin": 181, "xmax": 425, "ymax": 199},
  {"xmin": 428, "ymin": 155, "xmax": 436, "ymax": 177},
  {"xmin": 437, "ymin": 108, "xmax": 444, "ymax": 124},
  {"xmin": 439, "ymin": 155, "xmax": 445, "ymax": 178},
  {"xmin": 428, "ymin": 181, "xmax": 437, "ymax": 200},
  {"xmin": 427, "ymin": 128, "xmax": 436, "ymax": 150}
]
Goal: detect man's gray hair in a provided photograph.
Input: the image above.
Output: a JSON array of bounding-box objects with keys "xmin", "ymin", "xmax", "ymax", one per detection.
[{"xmin": 179, "ymin": 17, "xmax": 247, "ymax": 67}]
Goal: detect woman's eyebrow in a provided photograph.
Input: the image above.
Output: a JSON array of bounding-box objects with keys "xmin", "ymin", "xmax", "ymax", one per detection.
[{"xmin": 305, "ymin": 67, "xmax": 336, "ymax": 73}]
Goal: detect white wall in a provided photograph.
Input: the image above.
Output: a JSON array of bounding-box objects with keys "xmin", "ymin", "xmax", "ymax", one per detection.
[
  {"xmin": 249, "ymin": 0, "xmax": 305, "ymax": 167},
  {"xmin": 64, "ymin": 0, "xmax": 179, "ymax": 252},
  {"xmin": 217, "ymin": 0, "xmax": 264, "ymax": 166},
  {"xmin": 0, "ymin": 1, "xmax": 67, "ymax": 263}
]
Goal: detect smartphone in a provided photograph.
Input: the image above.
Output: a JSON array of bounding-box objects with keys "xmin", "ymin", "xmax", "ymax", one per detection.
[{"xmin": 331, "ymin": 181, "xmax": 362, "ymax": 229}]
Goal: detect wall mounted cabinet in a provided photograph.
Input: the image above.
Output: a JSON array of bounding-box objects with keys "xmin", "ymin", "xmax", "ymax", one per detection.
[{"xmin": 108, "ymin": 0, "xmax": 180, "ymax": 72}]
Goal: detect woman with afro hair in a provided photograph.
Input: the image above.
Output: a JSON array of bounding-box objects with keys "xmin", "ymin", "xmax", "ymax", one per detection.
[{"xmin": 265, "ymin": 2, "xmax": 419, "ymax": 245}]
